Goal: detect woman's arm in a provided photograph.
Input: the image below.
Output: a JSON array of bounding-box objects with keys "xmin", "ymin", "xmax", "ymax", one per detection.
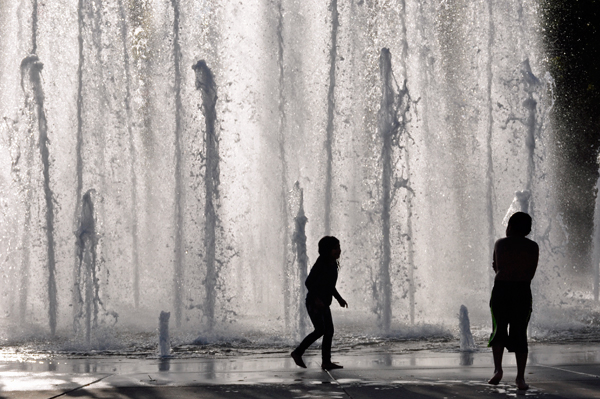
[{"xmin": 525, "ymin": 241, "xmax": 539, "ymax": 281}]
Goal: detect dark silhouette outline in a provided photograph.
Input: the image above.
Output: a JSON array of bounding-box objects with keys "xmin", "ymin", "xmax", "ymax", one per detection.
[
  {"xmin": 291, "ymin": 236, "xmax": 347, "ymax": 370},
  {"xmin": 488, "ymin": 212, "xmax": 539, "ymax": 390}
]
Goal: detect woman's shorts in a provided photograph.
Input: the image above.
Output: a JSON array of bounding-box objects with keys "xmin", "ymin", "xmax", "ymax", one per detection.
[{"xmin": 488, "ymin": 280, "xmax": 532, "ymax": 353}]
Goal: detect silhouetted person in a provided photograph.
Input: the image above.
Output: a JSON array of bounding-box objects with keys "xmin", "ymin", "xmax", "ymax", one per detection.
[
  {"xmin": 488, "ymin": 212, "xmax": 539, "ymax": 390},
  {"xmin": 291, "ymin": 236, "xmax": 348, "ymax": 370}
]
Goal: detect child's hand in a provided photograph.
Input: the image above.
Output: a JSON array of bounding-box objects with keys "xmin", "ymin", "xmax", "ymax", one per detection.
[{"xmin": 338, "ymin": 298, "xmax": 348, "ymax": 308}]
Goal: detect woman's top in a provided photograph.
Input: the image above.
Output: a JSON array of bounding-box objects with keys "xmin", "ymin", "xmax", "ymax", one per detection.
[
  {"xmin": 305, "ymin": 256, "xmax": 343, "ymax": 306},
  {"xmin": 493, "ymin": 236, "xmax": 539, "ymax": 283}
]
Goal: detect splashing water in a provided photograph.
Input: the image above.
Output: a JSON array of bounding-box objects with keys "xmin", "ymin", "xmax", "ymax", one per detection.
[{"xmin": 0, "ymin": 0, "xmax": 598, "ymax": 351}]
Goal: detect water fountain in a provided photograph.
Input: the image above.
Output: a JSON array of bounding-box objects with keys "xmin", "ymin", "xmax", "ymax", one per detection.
[
  {"xmin": 593, "ymin": 157, "xmax": 600, "ymax": 301},
  {"xmin": 159, "ymin": 311, "xmax": 170, "ymax": 357},
  {"xmin": 0, "ymin": 0, "xmax": 596, "ymax": 350},
  {"xmin": 458, "ymin": 305, "xmax": 476, "ymax": 352}
]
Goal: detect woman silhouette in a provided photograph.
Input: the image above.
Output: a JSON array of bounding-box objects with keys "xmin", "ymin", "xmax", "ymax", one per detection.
[
  {"xmin": 291, "ymin": 236, "xmax": 348, "ymax": 370},
  {"xmin": 488, "ymin": 212, "xmax": 539, "ymax": 390}
]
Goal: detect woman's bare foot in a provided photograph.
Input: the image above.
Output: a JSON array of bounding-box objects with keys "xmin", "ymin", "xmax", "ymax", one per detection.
[
  {"xmin": 516, "ymin": 377, "xmax": 529, "ymax": 390},
  {"xmin": 488, "ymin": 370, "xmax": 503, "ymax": 385}
]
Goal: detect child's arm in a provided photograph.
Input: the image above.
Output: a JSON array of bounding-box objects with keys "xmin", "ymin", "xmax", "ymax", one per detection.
[{"xmin": 333, "ymin": 288, "xmax": 347, "ymax": 308}]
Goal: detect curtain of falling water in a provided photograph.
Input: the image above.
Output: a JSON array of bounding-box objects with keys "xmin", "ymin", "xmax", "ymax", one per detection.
[
  {"xmin": 193, "ymin": 60, "xmax": 220, "ymax": 332},
  {"xmin": 21, "ymin": 0, "xmax": 58, "ymax": 336},
  {"xmin": 171, "ymin": 0, "xmax": 185, "ymax": 328},
  {"xmin": 396, "ymin": 0, "xmax": 416, "ymax": 325},
  {"xmin": 324, "ymin": 0, "xmax": 339, "ymax": 235},
  {"xmin": 73, "ymin": 0, "xmax": 112, "ymax": 338},
  {"xmin": 376, "ymin": 47, "xmax": 415, "ymax": 332},
  {"xmin": 377, "ymin": 48, "xmax": 394, "ymax": 333},
  {"xmin": 29, "ymin": 54, "xmax": 58, "ymax": 336},
  {"xmin": 117, "ymin": 0, "xmax": 140, "ymax": 309},
  {"xmin": 436, "ymin": 0, "xmax": 483, "ymax": 310},
  {"xmin": 485, "ymin": 0, "xmax": 498, "ymax": 293},
  {"xmin": 73, "ymin": 0, "xmax": 85, "ymax": 329},
  {"xmin": 0, "ymin": 0, "xmax": 582, "ymax": 342},
  {"xmin": 275, "ymin": 0, "xmax": 292, "ymax": 332},
  {"xmin": 292, "ymin": 184, "xmax": 309, "ymax": 338},
  {"xmin": 593, "ymin": 160, "xmax": 600, "ymax": 301},
  {"xmin": 74, "ymin": 190, "xmax": 101, "ymax": 344},
  {"xmin": 13, "ymin": 43, "xmax": 34, "ymax": 328}
]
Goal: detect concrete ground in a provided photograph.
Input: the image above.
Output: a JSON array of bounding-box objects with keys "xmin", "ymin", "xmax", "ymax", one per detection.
[{"xmin": 1, "ymin": 343, "xmax": 600, "ymax": 398}]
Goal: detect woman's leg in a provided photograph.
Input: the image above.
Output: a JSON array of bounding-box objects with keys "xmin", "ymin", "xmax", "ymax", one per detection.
[
  {"xmin": 488, "ymin": 345, "xmax": 504, "ymax": 385},
  {"xmin": 512, "ymin": 299, "xmax": 532, "ymax": 390},
  {"xmin": 488, "ymin": 284, "xmax": 510, "ymax": 385},
  {"xmin": 515, "ymin": 352, "xmax": 529, "ymax": 390}
]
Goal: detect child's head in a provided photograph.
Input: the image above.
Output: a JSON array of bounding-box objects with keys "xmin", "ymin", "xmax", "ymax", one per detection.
[{"xmin": 318, "ymin": 236, "xmax": 340, "ymax": 257}]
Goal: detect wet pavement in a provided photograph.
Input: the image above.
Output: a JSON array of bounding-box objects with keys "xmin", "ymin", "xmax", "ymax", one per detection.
[{"xmin": 1, "ymin": 343, "xmax": 599, "ymax": 398}]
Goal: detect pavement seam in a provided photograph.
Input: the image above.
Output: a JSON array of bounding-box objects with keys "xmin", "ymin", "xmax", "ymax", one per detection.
[
  {"xmin": 46, "ymin": 374, "xmax": 113, "ymax": 399},
  {"xmin": 323, "ymin": 370, "xmax": 355, "ymax": 399},
  {"xmin": 535, "ymin": 364, "xmax": 600, "ymax": 379}
]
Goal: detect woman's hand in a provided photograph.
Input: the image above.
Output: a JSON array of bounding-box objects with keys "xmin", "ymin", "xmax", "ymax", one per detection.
[{"xmin": 338, "ymin": 298, "xmax": 348, "ymax": 308}]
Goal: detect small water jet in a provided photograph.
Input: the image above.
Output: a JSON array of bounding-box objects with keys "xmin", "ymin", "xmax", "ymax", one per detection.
[
  {"xmin": 458, "ymin": 305, "xmax": 476, "ymax": 352},
  {"xmin": 504, "ymin": 190, "xmax": 532, "ymax": 224},
  {"xmin": 159, "ymin": 311, "xmax": 171, "ymax": 357}
]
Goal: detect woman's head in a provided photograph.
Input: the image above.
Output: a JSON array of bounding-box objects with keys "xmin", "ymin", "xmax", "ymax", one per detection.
[
  {"xmin": 506, "ymin": 212, "xmax": 532, "ymax": 237},
  {"xmin": 318, "ymin": 236, "xmax": 340, "ymax": 259}
]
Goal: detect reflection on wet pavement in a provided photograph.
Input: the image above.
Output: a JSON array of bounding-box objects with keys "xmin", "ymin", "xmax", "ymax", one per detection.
[{"xmin": 0, "ymin": 343, "xmax": 599, "ymax": 398}]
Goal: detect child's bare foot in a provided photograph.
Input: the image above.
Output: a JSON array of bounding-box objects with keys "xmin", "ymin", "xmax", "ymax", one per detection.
[
  {"xmin": 488, "ymin": 370, "xmax": 503, "ymax": 385},
  {"xmin": 515, "ymin": 377, "xmax": 529, "ymax": 390},
  {"xmin": 291, "ymin": 351, "xmax": 306, "ymax": 368}
]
